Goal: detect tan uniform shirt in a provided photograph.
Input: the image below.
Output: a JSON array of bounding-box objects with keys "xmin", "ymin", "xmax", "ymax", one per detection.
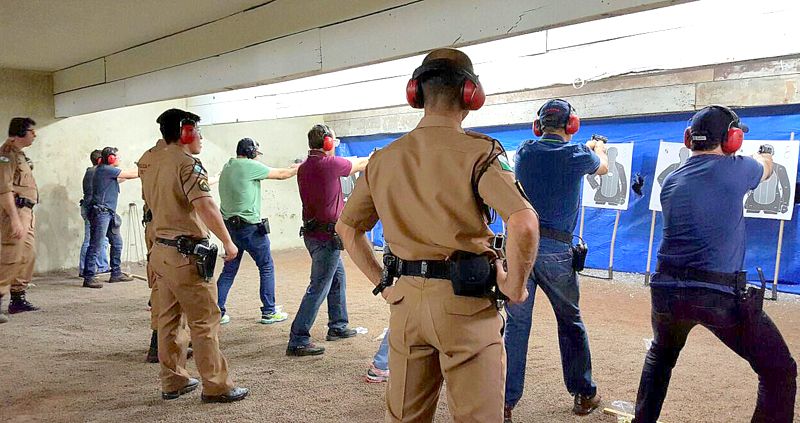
[
  {"xmin": 138, "ymin": 143, "xmax": 211, "ymax": 240},
  {"xmin": 0, "ymin": 141, "xmax": 38, "ymax": 204},
  {"xmin": 340, "ymin": 116, "xmax": 531, "ymax": 260}
]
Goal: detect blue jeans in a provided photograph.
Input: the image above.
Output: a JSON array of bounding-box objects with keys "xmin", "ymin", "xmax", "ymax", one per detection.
[
  {"xmin": 504, "ymin": 238, "xmax": 596, "ymax": 408},
  {"xmin": 373, "ymin": 331, "xmax": 390, "ymax": 371},
  {"xmin": 83, "ymin": 208, "xmax": 123, "ymax": 280},
  {"xmin": 288, "ymin": 236, "xmax": 349, "ymax": 347},
  {"xmin": 217, "ymin": 221, "xmax": 276, "ymax": 315},
  {"xmin": 79, "ymin": 205, "xmax": 109, "ymax": 276},
  {"xmin": 634, "ymin": 287, "xmax": 796, "ymax": 423}
]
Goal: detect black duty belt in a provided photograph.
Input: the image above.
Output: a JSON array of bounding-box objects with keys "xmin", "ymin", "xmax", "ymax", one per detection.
[
  {"xmin": 540, "ymin": 227, "xmax": 572, "ymax": 244},
  {"xmin": 225, "ymin": 215, "xmax": 256, "ymax": 228},
  {"xmin": 398, "ymin": 259, "xmax": 451, "ymax": 280},
  {"xmin": 156, "ymin": 236, "xmax": 209, "ymax": 255},
  {"xmin": 656, "ymin": 262, "xmax": 747, "ymax": 289}
]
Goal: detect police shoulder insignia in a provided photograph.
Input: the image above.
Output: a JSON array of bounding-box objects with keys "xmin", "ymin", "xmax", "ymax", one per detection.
[
  {"xmin": 199, "ymin": 179, "xmax": 211, "ymax": 192},
  {"xmin": 193, "ymin": 164, "xmax": 204, "ymax": 174},
  {"xmin": 0, "ymin": 156, "xmax": 9, "ymax": 163},
  {"xmin": 497, "ymin": 155, "xmax": 513, "ymax": 172}
]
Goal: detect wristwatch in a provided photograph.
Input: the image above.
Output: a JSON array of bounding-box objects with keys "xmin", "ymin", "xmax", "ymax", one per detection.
[{"xmin": 758, "ymin": 144, "xmax": 774, "ymax": 155}]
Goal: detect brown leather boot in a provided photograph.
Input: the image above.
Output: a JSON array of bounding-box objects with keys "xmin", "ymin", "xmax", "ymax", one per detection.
[
  {"xmin": 573, "ymin": 392, "xmax": 601, "ymax": 415},
  {"xmin": 504, "ymin": 404, "xmax": 513, "ymax": 423}
]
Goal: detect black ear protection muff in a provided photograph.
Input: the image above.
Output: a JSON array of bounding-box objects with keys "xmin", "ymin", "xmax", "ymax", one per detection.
[
  {"xmin": 243, "ymin": 139, "xmax": 259, "ymax": 159},
  {"xmin": 683, "ymin": 105, "xmax": 745, "ymax": 154},
  {"xmin": 406, "ymin": 59, "xmax": 486, "ymax": 111},
  {"xmin": 533, "ymin": 99, "xmax": 580, "ymax": 137}
]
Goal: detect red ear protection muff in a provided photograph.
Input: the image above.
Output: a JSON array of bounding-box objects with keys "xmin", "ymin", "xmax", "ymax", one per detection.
[
  {"xmin": 180, "ymin": 119, "xmax": 199, "ymax": 145},
  {"xmin": 105, "ymin": 154, "xmax": 117, "ymax": 165},
  {"xmin": 683, "ymin": 127, "xmax": 693, "ymax": 149},
  {"xmin": 533, "ymin": 99, "xmax": 580, "ymax": 137},
  {"xmin": 405, "ymin": 59, "xmax": 485, "ymax": 111},
  {"xmin": 685, "ymin": 105, "xmax": 745, "ymax": 154},
  {"xmin": 323, "ymin": 135, "xmax": 335, "ymax": 151},
  {"xmin": 95, "ymin": 157, "xmax": 103, "ymax": 165}
]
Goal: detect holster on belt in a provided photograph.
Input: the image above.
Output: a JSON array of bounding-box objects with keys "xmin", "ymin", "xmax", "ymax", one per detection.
[
  {"xmin": 300, "ymin": 219, "xmax": 343, "ymax": 250},
  {"xmin": 541, "ymin": 227, "xmax": 587, "ymax": 271},
  {"xmin": 159, "ymin": 236, "xmax": 219, "ymax": 281},
  {"xmin": 449, "ymin": 251, "xmax": 496, "ymax": 298},
  {"xmin": 14, "ymin": 195, "xmax": 35, "ymax": 209}
]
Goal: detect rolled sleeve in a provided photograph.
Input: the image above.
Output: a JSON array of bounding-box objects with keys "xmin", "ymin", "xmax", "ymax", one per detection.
[
  {"xmin": 339, "ymin": 167, "xmax": 378, "ymax": 231},
  {"xmin": 478, "ymin": 160, "xmax": 533, "ymax": 222}
]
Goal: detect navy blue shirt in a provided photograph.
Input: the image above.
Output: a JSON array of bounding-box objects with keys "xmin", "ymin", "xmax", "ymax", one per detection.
[
  {"xmin": 515, "ymin": 134, "xmax": 601, "ymax": 235},
  {"xmin": 82, "ymin": 166, "xmax": 96, "ymax": 205},
  {"xmin": 652, "ymin": 154, "xmax": 763, "ymax": 293},
  {"xmin": 91, "ymin": 165, "xmax": 122, "ymax": 210}
]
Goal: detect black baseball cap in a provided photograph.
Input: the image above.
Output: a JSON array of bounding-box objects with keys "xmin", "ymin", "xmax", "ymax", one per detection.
[
  {"xmin": 538, "ymin": 99, "xmax": 573, "ymax": 128},
  {"xmin": 689, "ymin": 105, "xmax": 749, "ymax": 143},
  {"xmin": 236, "ymin": 138, "xmax": 262, "ymax": 156}
]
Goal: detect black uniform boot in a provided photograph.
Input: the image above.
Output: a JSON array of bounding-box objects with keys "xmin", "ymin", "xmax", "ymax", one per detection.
[
  {"xmin": 146, "ymin": 330, "xmax": 159, "ymax": 363},
  {"xmin": 8, "ymin": 291, "xmax": 40, "ymax": 314}
]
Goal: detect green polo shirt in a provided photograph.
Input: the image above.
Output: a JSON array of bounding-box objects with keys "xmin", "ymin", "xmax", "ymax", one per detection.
[{"xmin": 219, "ymin": 158, "xmax": 271, "ymax": 224}]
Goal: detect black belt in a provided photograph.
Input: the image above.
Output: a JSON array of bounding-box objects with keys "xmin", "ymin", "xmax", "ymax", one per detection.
[
  {"xmin": 156, "ymin": 238, "xmax": 182, "ymax": 247},
  {"xmin": 656, "ymin": 262, "xmax": 747, "ymax": 289},
  {"xmin": 397, "ymin": 259, "xmax": 451, "ymax": 280},
  {"xmin": 225, "ymin": 216, "xmax": 257, "ymax": 228},
  {"xmin": 540, "ymin": 227, "xmax": 572, "ymax": 244}
]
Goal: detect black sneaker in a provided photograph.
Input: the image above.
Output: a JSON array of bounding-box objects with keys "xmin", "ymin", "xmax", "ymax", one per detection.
[
  {"xmin": 162, "ymin": 378, "xmax": 200, "ymax": 400},
  {"xmin": 201, "ymin": 387, "xmax": 249, "ymax": 403},
  {"xmin": 326, "ymin": 328, "xmax": 357, "ymax": 341},
  {"xmin": 8, "ymin": 292, "xmax": 40, "ymax": 314},
  {"xmin": 286, "ymin": 343, "xmax": 325, "ymax": 356}
]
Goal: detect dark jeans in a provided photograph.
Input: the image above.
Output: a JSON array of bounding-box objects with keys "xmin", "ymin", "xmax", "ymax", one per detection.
[
  {"xmin": 217, "ymin": 221, "xmax": 276, "ymax": 315},
  {"xmin": 634, "ymin": 287, "xmax": 797, "ymax": 423},
  {"xmin": 83, "ymin": 208, "xmax": 123, "ymax": 281},
  {"xmin": 504, "ymin": 238, "xmax": 596, "ymax": 408},
  {"xmin": 288, "ymin": 236, "xmax": 348, "ymax": 347},
  {"xmin": 79, "ymin": 204, "xmax": 109, "ymax": 276}
]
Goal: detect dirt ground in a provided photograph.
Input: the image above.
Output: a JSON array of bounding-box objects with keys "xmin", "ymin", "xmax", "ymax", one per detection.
[{"xmin": 1, "ymin": 248, "xmax": 798, "ymax": 423}]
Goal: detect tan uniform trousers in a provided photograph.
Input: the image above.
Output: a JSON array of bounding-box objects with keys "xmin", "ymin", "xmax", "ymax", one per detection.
[
  {"xmin": 0, "ymin": 208, "xmax": 35, "ymax": 296},
  {"xmin": 150, "ymin": 242, "xmax": 233, "ymax": 395},
  {"xmin": 385, "ymin": 276, "xmax": 506, "ymax": 423}
]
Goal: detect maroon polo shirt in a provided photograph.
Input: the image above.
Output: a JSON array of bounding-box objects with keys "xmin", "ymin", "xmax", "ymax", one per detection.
[{"xmin": 297, "ymin": 150, "xmax": 352, "ymax": 240}]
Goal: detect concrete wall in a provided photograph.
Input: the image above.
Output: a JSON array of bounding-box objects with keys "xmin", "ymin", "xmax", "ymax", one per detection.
[
  {"xmin": 0, "ymin": 69, "xmax": 55, "ymax": 131},
  {"xmin": 11, "ymin": 90, "xmax": 316, "ymax": 274},
  {"xmin": 325, "ymin": 55, "xmax": 800, "ymax": 136}
]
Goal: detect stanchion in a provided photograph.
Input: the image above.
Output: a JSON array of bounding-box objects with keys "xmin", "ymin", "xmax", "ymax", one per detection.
[
  {"xmin": 644, "ymin": 210, "xmax": 657, "ymax": 286},
  {"xmin": 608, "ymin": 210, "xmax": 621, "ymax": 279}
]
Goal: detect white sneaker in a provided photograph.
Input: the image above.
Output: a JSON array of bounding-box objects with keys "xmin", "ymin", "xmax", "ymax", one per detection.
[{"xmin": 220, "ymin": 314, "xmax": 231, "ymax": 325}]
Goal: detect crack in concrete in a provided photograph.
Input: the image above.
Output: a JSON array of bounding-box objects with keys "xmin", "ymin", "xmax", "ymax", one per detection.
[{"xmin": 507, "ymin": 7, "xmax": 543, "ymax": 34}]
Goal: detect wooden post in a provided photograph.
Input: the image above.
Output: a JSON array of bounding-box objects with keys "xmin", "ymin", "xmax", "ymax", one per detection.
[
  {"xmin": 645, "ymin": 210, "xmax": 657, "ymax": 286},
  {"xmin": 608, "ymin": 210, "xmax": 621, "ymax": 279}
]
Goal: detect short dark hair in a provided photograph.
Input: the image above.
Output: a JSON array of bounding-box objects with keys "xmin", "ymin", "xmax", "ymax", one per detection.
[
  {"xmin": 8, "ymin": 117, "xmax": 36, "ymax": 137},
  {"xmin": 308, "ymin": 124, "xmax": 332, "ymax": 149},
  {"xmin": 156, "ymin": 109, "xmax": 200, "ymax": 143},
  {"xmin": 89, "ymin": 149, "xmax": 102, "ymax": 165},
  {"xmin": 420, "ymin": 72, "xmax": 464, "ymax": 109}
]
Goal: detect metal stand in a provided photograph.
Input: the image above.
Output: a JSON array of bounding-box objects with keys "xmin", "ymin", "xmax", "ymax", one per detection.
[
  {"xmin": 608, "ymin": 210, "xmax": 621, "ymax": 279},
  {"xmin": 770, "ymin": 220, "xmax": 784, "ymax": 301},
  {"xmin": 124, "ymin": 202, "xmax": 146, "ymax": 272},
  {"xmin": 644, "ymin": 210, "xmax": 657, "ymax": 286}
]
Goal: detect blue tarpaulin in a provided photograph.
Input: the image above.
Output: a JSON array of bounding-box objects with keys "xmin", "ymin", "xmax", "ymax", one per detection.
[{"xmin": 339, "ymin": 104, "xmax": 800, "ymax": 294}]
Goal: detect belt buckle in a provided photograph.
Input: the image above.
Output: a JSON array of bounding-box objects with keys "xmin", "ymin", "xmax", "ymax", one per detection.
[{"xmin": 420, "ymin": 261, "xmax": 428, "ymax": 277}]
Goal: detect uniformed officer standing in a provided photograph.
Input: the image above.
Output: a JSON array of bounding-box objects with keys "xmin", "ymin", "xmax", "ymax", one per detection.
[
  {"xmin": 138, "ymin": 109, "xmax": 248, "ymax": 403},
  {"xmin": 337, "ymin": 48, "xmax": 540, "ymax": 422},
  {"xmin": 632, "ymin": 106, "xmax": 796, "ymax": 422},
  {"xmin": 0, "ymin": 117, "xmax": 41, "ymax": 323}
]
